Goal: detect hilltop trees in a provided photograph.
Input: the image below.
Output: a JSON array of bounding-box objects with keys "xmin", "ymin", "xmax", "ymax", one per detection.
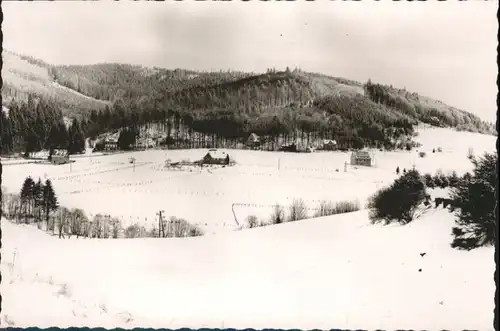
[
  {"xmin": 450, "ymin": 153, "xmax": 497, "ymax": 250},
  {"xmin": 2, "ymin": 67, "xmax": 495, "ymax": 158}
]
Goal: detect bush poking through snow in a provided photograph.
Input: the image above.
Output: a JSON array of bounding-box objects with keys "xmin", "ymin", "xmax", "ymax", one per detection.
[
  {"xmin": 418, "ymin": 151, "xmax": 426, "ymax": 158},
  {"xmin": 334, "ymin": 200, "xmax": 361, "ymax": 214},
  {"xmin": 450, "ymin": 152, "xmax": 497, "ymax": 250},
  {"xmin": 288, "ymin": 198, "xmax": 308, "ymax": 222},
  {"xmin": 314, "ymin": 200, "xmax": 336, "ymax": 217},
  {"xmin": 314, "ymin": 199, "xmax": 360, "ymax": 217},
  {"xmin": 368, "ymin": 169, "xmax": 427, "ymax": 225},
  {"xmin": 270, "ymin": 204, "xmax": 285, "ymax": 224},
  {"xmin": 247, "ymin": 215, "xmax": 259, "ymax": 228},
  {"xmin": 163, "ymin": 216, "xmax": 204, "ymax": 238},
  {"xmin": 124, "ymin": 223, "xmax": 147, "ymax": 238}
]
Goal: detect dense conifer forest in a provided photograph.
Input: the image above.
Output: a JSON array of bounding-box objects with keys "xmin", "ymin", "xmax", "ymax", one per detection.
[{"xmin": 1, "ymin": 51, "xmax": 495, "ymax": 156}]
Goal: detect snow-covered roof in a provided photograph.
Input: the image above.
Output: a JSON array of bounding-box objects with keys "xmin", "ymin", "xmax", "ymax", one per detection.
[
  {"xmin": 323, "ymin": 139, "xmax": 337, "ymax": 145},
  {"xmin": 248, "ymin": 133, "xmax": 260, "ymax": 142},
  {"xmin": 53, "ymin": 149, "xmax": 68, "ymax": 157},
  {"xmin": 352, "ymin": 150, "xmax": 371, "ymax": 159},
  {"xmin": 205, "ymin": 150, "xmax": 229, "ymax": 160},
  {"xmin": 2, "ymin": 105, "xmax": 9, "ymax": 117},
  {"xmin": 105, "ymin": 133, "xmax": 119, "ymax": 143}
]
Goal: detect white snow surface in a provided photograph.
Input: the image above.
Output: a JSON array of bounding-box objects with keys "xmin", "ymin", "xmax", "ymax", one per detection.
[
  {"xmin": 1, "ymin": 127, "xmax": 496, "ymax": 232},
  {"xmin": 0, "ymin": 127, "xmax": 496, "ymax": 328},
  {"xmin": 1, "ymin": 209, "xmax": 495, "ymax": 329}
]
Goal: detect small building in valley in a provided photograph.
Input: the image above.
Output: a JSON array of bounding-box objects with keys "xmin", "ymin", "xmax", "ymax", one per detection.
[
  {"xmin": 104, "ymin": 134, "xmax": 119, "ymax": 151},
  {"xmin": 202, "ymin": 149, "xmax": 230, "ymax": 165},
  {"xmin": 246, "ymin": 133, "xmax": 261, "ymax": 149},
  {"xmin": 51, "ymin": 149, "xmax": 69, "ymax": 165},
  {"xmin": 321, "ymin": 139, "xmax": 337, "ymax": 151},
  {"xmin": 350, "ymin": 150, "xmax": 373, "ymax": 167}
]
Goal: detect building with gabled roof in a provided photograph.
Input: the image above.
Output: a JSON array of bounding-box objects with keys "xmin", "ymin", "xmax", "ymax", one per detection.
[
  {"xmin": 202, "ymin": 149, "xmax": 231, "ymax": 165},
  {"xmin": 350, "ymin": 150, "xmax": 373, "ymax": 167}
]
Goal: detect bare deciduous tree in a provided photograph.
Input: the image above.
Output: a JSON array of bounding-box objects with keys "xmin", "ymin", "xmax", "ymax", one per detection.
[
  {"xmin": 288, "ymin": 198, "xmax": 308, "ymax": 222},
  {"xmin": 314, "ymin": 200, "xmax": 336, "ymax": 217},
  {"xmin": 70, "ymin": 208, "xmax": 88, "ymax": 238},
  {"xmin": 57, "ymin": 207, "xmax": 71, "ymax": 239},
  {"xmin": 92, "ymin": 214, "xmax": 105, "ymax": 238},
  {"xmin": 246, "ymin": 215, "xmax": 259, "ymax": 228},
  {"xmin": 110, "ymin": 217, "xmax": 122, "ymax": 239},
  {"xmin": 270, "ymin": 204, "xmax": 285, "ymax": 224}
]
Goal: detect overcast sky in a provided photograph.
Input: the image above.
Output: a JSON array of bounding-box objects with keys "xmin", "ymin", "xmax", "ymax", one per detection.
[{"xmin": 3, "ymin": 1, "xmax": 498, "ymax": 122}]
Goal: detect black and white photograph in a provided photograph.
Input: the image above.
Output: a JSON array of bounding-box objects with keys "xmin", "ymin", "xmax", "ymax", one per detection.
[{"xmin": 0, "ymin": 0, "xmax": 497, "ymax": 329}]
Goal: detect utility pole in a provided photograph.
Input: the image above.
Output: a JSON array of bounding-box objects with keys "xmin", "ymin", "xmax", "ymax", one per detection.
[{"xmin": 156, "ymin": 210, "xmax": 164, "ymax": 238}]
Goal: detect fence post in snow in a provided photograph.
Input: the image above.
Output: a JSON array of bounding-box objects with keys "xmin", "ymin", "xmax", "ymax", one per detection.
[{"xmin": 231, "ymin": 203, "xmax": 240, "ymax": 227}]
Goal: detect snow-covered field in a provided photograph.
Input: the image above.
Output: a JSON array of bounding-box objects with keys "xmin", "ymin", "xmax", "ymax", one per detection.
[
  {"xmin": 1, "ymin": 127, "xmax": 495, "ymax": 233},
  {"xmin": 1, "ymin": 208, "xmax": 495, "ymax": 329},
  {"xmin": 0, "ymin": 127, "xmax": 496, "ymax": 329}
]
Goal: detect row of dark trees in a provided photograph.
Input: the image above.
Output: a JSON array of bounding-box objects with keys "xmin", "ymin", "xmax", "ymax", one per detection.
[
  {"xmin": 3, "ymin": 174, "xmax": 204, "ymax": 239},
  {"xmin": 2, "ymin": 71, "xmax": 493, "ymax": 157},
  {"xmin": 81, "ymin": 96, "xmax": 418, "ymax": 152},
  {"xmin": 0, "ymin": 95, "xmax": 86, "ymax": 156},
  {"xmin": 0, "ymin": 160, "xmax": 2, "ymax": 219},
  {"xmin": 43, "ymin": 70, "xmax": 424, "ymax": 152},
  {"xmin": 368, "ymin": 152, "xmax": 497, "ymax": 250},
  {"xmin": 18, "ymin": 176, "xmax": 59, "ymax": 226}
]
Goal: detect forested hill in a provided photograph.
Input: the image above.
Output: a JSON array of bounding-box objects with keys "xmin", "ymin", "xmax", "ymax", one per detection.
[
  {"xmin": 1, "ymin": 50, "xmax": 111, "ymax": 117},
  {"xmin": 1, "ymin": 50, "xmax": 496, "ymax": 155}
]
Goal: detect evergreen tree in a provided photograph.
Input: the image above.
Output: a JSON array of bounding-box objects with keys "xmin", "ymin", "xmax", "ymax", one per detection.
[
  {"xmin": 450, "ymin": 153, "xmax": 497, "ymax": 250},
  {"xmin": 42, "ymin": 179, "xmax": 59, "ymax": 229},
  {"xmin": 368, "ymin": 169, "xmax": 426, "ymax": 225},
  {"xmin": 68, "ymin": 118, "xmax": 85, "ymax": 154},
  {"xmin": 117, "ymin": 127, "xmax": 137, "ymax": 150},
  {"xmin": 20, "ymin": 176, "xmax": 35, "ymax": 222},
  {"xmin": 33, "ymin": 178, "xmax": 44, "ymax": 222}
]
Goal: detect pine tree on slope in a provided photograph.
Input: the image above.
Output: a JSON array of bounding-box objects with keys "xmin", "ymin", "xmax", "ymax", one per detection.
[{"xmin": 42, "ymin": 179, "xmax": 59, "ymax": 230}]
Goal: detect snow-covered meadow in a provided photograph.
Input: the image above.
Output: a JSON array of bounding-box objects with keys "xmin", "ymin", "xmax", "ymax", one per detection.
[
  {"xmin": 0, "ymin": 127, "xmax": 496, "ymax": 329},
  {"xmin": 2, "ymin": 128, "xmax": 495, "ymax": 233},
  {"xmin": 1, "ymin": 208, "xmax": 495, "ymax": 329}
]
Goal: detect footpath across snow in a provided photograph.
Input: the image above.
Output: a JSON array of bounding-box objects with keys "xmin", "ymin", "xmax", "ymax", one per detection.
[{"xmin": 0, "ymin": 207, "xmax": 495, "ymax": 329}]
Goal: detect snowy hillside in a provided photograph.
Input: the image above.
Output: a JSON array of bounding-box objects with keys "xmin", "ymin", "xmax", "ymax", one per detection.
[
  {"xmin": 0, "ymin": 207, "xmax": 494, "ymax": 329},
  {"xmin": 1, "ymin": 127, "xmax": 495, "ymax": 233},
  {"xmin": 0, "ymin": 126, "xmax": 495, "ymax": 329}
]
